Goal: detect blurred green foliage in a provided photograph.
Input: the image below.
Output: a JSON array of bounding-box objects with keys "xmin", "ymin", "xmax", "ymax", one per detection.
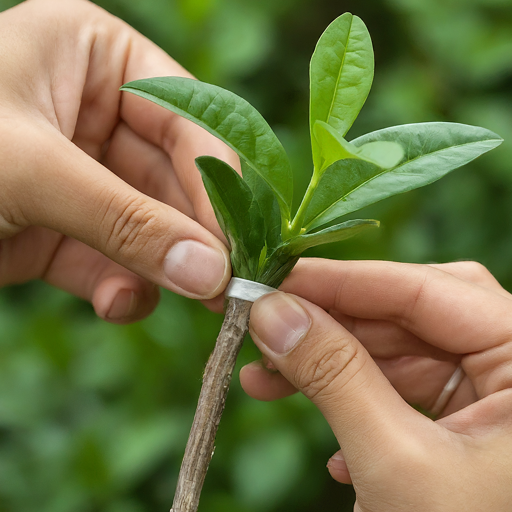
[{"xmin": 0, "ymin": 0, "xmax": 511, "ymax": 511}]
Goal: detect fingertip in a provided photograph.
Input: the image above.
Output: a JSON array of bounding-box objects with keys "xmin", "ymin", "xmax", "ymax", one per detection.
[
  {"xmin": 249, "ymin": 291, "xmax": 312, "ymax": 356},
  {"xmin": 93, "ymin": 275, "xmax": 160, "ymax": 324},
  {"xmin": 201, "ymin": 294, "xmax": 226, "ymax": 314},
  {"xmin": 239, "ymin": 360, "xmax": 297, "ymax": 401},
  {"xmin": 163, "ymin": 239, "xmax": 231, "ymax": 300},
  {"xmin": 327, "ymin": 450, "xmax": 352, "ymax": 484}
]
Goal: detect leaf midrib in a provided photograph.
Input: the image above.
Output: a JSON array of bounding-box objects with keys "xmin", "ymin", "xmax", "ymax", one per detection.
[
  {"xmin": 325, "ymin": 15, "xmax": 354, "ymax": 127},
  {"xmin": 306, "ymin": 137, "xmax": 500, "ymax": 228}
]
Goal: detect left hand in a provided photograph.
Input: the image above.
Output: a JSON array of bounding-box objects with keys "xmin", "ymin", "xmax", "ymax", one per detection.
[
  {"xmin": 0, "ymin": 0, "xmax": 236, "ymax": 322},
  {"xmin": 241, "ymin": 259, "xmax": 512, "ymax": 511}
]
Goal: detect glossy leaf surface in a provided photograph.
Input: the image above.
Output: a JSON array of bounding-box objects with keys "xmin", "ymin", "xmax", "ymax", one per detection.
[
  {"xmin": 121, "ymin": 77, "xmax": 293, "ymax": 219},
  {"xmin": 304, "ymin": 122, "xmax": 503, "ymax": 230},
  {"xmin": 195, "ymin": 156, "xmax": 265, "ymax": 279},
  {"xmin": 310, "ymin": 13, "xmax": 374, "ymax": 170}
]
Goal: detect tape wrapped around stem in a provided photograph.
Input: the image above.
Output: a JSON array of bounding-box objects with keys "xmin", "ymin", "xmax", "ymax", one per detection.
[{"xmin": 225, "ymin": 277, "xmax": 277, "ymax": 302}]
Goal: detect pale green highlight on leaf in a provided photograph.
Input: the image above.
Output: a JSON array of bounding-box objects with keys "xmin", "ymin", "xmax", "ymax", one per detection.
[
  {"xmin": 313, "ymin": 121, "xmax": 404, "ymax": 172},
  {"xmin": 357, "ymin": 141, "xmax": 405, "ymax": 169},
  {"xmin": 310, "ymin": 13, "xmax": 374, "ymax": 170},
  {"xmin": 121, "ymin": 77, "xmax": 293, "ymax": 220}
]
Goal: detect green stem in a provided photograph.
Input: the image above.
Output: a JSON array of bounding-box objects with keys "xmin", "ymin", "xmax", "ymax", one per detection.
[
  {"xmin": 281, "ymin": 215, "xmax": 293, "ymax": 241},
  {"xmin": 289, "ymin": 171, "xmax": 319, "ymax": 236}
]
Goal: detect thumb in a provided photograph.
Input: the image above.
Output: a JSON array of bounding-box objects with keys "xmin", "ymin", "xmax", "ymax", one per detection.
[
  {"xmin": 249, "ymin": 292, "xmax": 429, "ymax": 474},
  {"xmin": 9, "ymin": 128, "xmax": 231, "ymax": 300}
]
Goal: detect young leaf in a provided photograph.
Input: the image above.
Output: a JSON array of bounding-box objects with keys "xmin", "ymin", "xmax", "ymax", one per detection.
[
  {"xmin": 313, "ymin": 120, "xmax": 404, "ymax": 172},
  {"xmin": 287, "ymin": 219, "xmax": 379, "ymax": 254},
  {"xmin": 121, "ymin": 77, "xmax": 293, "ymax": 221},
  {"xmin": 310, "ymin": 13, "xmax": 374, "ymax": 170},
  {"xmin": 304, "ymin": 122, "xmax": 503, "ymax": 230},
  {"xmin": 195, "ymin": 156, "xmax": 265, "ymax": 280},
  {"xmin": 241, "ymin": 159, "xmax": 282, "ymax": 252}
]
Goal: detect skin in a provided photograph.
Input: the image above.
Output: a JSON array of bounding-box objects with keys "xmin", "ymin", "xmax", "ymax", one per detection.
[
  {"xmin": 0, "ymin": 0, "xmax": 235, "ymax": 322},
  {"xmin": 243, "ymin": 259, "xmax": 512, "ymax": 511}
]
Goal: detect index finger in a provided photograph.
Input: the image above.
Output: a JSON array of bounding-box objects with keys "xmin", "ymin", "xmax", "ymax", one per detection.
[
  {"xmin": 120, "ymin": 30, "xmax": 239, "ymax": 233},
  {"xmin": 281, "ymin": 259, "xmax": 512, "ymax": 353}
]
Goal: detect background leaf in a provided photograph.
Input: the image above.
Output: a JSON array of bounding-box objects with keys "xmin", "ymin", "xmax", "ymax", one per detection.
[
  {"xmin": 195, "ymin": 156, "xmax": 265, "ymax": 279},
  {"xmin": 310, "ymin": 12, "xmax": 374, "ymax": 170},
  {"xmin": 305, "ymin": 122, "xmax": 503, "ymax": 229},
  {"xmin": 121, "ymin": 77, "xmax": 293, "ymax": 219},
  {"xmin": 232, "ymin": 428, "xmax": 305, "ymax": 509}
]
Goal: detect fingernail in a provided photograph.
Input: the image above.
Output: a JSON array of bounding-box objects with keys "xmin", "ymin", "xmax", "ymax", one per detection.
[
  {"xmin": 251, "ymin": 292, "xmax": 311, "ymax": 354},
  {"xmin": 327, "ymin": 451, "xmax": 345, "ymax": 470},
  {"xmin": 329, "ymin": 451, "xmax": 345, "ymax": 462},
  {"xmin": 106, "ymin": 289, "xmax": 137, "ymax": 320},
  {"xmin": 164, "ymin": 240, "xmax": 228, "ymax": 298}
]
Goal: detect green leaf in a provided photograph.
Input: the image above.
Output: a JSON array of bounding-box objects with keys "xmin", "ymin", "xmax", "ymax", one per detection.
[
  {"xmin": 302, "ymin": 158, "xmax": 381, "ymax": 229},
  {"xmin": 121, "ymin": 77, "xmax": 293, "ymax": 219},
  {"xmin": 255, "ymin": 247, "xmax": 299, "ymax": 289},
  {"xmin": 313, "ymin": 121, "xmax": 404, "ymax": 172},
  {"xmin": 304, "ymin": 122, "xmax": 503, "ymax": 230},
  {"xmin": 195, "ymin": 156, "xmax": 265, "ymax": 279},
  {"xmin": 310, "ymin": 13, "xmax": 374, "ymax": 170},
  {"xmin": 241, "ymin": 159, "xmax": 282, "ymax": 251},
  {"xmin": 287, "ymin": 219, "xmax": 379, "ymax": 254}
]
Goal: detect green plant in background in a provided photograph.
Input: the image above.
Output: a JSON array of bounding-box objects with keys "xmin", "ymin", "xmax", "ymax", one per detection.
[
  {"xmin": 120, "ymin": 12, "xmax": 502, "ymax": 512},
  {"xmin": 122, "ymin": 13, "xmax": 501, "ymax": 290}
]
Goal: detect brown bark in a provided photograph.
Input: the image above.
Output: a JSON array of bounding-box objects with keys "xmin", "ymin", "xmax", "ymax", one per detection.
[{"xmin": 171, "ymin": 297, "xmax": 252, "ymax": 512}]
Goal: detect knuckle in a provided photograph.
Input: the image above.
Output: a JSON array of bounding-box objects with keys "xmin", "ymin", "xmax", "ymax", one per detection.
[
  {"xmin": 456, "ymin": 260, "xmax": 490, "ymax": 281},
  {"xmin": 102, "ymin": 194, "xmax": 160, "ymax": 259},
  {"xmin": 399, "ymin": 267, "xmax": 431, "ymax": 327},
  {"xmin": 293, "ymin": 334, "xmax": 360, "ymax": 401},
  {"xmin": 0, "ymin": 202, "xmax": 24, "ymax": 238},
  {"xmin": 0, "ymin": 127, "xmax": 36, "ymax": 234},
  {"xmin": 465, "ymin": 341, "xmax": 512, "ymax": 397}
]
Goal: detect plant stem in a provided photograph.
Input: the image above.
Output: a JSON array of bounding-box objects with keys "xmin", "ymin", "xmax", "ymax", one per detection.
[
  {"xmin": 289, "ymin": 171, "xmax": 319, "ymax": 236},
  {"xmin": 171, "ymin": 297, "xmax": 252, "ymax": 512}
]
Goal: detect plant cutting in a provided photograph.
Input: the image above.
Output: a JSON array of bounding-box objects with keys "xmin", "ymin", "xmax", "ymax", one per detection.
[{"xmin": 120, "ymin": 12, "xmax": 502, "ymax": 512}]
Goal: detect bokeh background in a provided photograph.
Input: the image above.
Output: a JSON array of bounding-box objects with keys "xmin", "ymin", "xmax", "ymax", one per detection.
[{"xmin": 1, "ymin": 0, "xmax": 511, "ymax": 511}]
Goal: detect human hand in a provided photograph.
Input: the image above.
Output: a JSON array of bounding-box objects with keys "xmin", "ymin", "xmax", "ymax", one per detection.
[
  {"xmin": 0, "ymin": 0, "xmax": 235, "ymax": 322},
  {"xmin": 242, "ymin": 259, "xmax": 512, "ymax": 511}
]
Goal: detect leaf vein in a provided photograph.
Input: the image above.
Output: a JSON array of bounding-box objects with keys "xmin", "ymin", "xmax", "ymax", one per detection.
[{"xmin": 325, "ymin": 15, "xmax": 354, "ymax": 126}]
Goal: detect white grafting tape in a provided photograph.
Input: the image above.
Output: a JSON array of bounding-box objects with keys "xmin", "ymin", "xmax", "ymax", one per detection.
[{"xmin": 225, "ymin": 277, "xmax": 277, "ymax": 303}]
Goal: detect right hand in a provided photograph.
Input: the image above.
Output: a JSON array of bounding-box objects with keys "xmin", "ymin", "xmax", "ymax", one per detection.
[
  {"xmin": 243, "ymin": 259, "xmax": 512, "ymax": 511},
  {"xmin": 0, "ymin": 0, "xmax": 235, "ymax": 322}
]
